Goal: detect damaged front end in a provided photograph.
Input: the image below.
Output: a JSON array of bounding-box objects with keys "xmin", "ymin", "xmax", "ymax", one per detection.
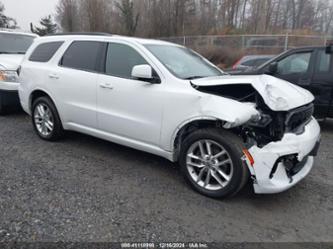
[
  {"xmin": 191, "ymin": 75, "xmax": 315, "ymax": 147},
  {"xmin": 191, "ymin": 75, "xmax": 321, "ymax": 194}
]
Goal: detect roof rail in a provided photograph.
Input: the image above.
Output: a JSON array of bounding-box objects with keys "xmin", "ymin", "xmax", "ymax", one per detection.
[{"xmin": 46, "ymin": 32, "xmax": 112, "ymax": 37}]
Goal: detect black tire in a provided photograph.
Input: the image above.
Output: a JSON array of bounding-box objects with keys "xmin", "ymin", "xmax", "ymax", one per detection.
[
  {"xmin": 32, "ymin": 96, "xmax": 64, "ymax": 141},
  {"xmin": 0, "ymin": 104, "xmax": 4, "ymax": 115},
  {"xmin": 0, "ymin": 95, "xmax": 5, "ymax": 115},
  {"xmin": 179, "ymin": 128, "xmax": 249, "ymax": 198}
]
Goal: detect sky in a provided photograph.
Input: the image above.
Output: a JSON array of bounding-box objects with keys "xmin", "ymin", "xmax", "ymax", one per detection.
[{"xmin": 1, "ymin": 0, "xmax": 59, "ymax": 31}]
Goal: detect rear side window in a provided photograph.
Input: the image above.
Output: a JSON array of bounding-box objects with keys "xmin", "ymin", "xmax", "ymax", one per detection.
[
  {"xmin": 29, "ymin": 42, "xmax": 64, "ymax": 62},
  {"xmin": 60, "ymin": 41, "xmax": 106, "ymax": 72}
]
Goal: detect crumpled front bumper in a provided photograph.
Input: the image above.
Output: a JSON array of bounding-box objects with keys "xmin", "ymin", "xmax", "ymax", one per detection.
[{"xmin": 244, "ymin": 118, "xmax": 321, "ymax": 194}]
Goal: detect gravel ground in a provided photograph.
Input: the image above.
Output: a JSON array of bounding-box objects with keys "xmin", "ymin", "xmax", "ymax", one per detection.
[{"xmin": 0, "ymin": 112, "xmax": 332, "ymax": 243}]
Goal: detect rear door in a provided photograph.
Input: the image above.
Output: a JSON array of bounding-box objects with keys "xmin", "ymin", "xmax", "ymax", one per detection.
[
  {"xmin": 50, "ymin": 40, "xmax": 106, "ymax": 128},
  {"xmin": 311, "ymin": 48, "xmax": 333, "ymax": 118}
]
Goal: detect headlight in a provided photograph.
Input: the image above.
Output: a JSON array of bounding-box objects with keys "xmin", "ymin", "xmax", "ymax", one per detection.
[
  {"xmin": 248, "ymin": 113, "xmax": 272, "ymax": 128},
  {"xmin": 0, "ymin": 70, "xmax": 19, "ymax": 83}
]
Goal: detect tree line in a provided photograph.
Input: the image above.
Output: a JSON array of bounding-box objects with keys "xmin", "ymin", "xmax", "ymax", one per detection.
[
  {"xmin": 1, "ymin": 0, "xmax": 333, "ymax": 37},
  {"xmin": 0, "ymin": 2, "xmax": 17, "ymax": 28},
  {"xmin": 56, "ymin": 0, "xmax": 333, "ymax": 37}
]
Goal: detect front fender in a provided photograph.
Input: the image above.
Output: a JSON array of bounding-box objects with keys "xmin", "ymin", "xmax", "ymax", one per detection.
[
  {"xmin": 199, "ymin": 95, "xmax": 259, "ymax": 128},
  {"xmin": 165, "ymin": 95, "xmax": 259, "ymax": 153}
]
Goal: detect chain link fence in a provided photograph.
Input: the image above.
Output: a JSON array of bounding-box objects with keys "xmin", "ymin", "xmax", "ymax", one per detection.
[
  {"xmin": 160, "ymin": 34, "xmax": 333, "ymax": 68},
  {"xmin": 161, "ymin": 34, "xmax": 333, "ymax": 53}
]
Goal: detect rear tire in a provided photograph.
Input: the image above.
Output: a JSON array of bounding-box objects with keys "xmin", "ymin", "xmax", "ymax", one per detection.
[
  {"xmin": 179, "ymin": 128, "xmax": 249, "ymax": 198},
  {"xmin": 32, "ymin": 96, "xmax": 64, "ymax": 141}
]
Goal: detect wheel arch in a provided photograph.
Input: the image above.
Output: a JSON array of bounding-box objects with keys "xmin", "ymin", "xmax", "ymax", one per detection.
[
  {"xmin": 171, "ymin": 117, "xmax": 237, "ymax": 162},
  {"xmin": 29, "ymin": 89, "xmax": 56, "ymax": 113},
  {"xmin": 29, "ymin": 89, "xmax": 64, "ymax": 127}
]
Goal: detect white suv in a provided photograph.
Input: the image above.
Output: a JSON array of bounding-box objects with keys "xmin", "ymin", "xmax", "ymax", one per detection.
[
  {"xmin": 0, "ymin": 30, "xmax": 37, "ymax": 114},
  {"xmin": 18, "ymin": 34, "xmax": 321, "ymax": 198}
]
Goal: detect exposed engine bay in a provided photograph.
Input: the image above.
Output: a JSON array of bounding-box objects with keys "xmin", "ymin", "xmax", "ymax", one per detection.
[{"xmin": 192, "ymin": 83, "xmax": 314, "ymax": 148}]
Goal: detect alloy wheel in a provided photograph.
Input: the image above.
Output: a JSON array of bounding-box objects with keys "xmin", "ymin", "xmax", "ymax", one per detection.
[
  {"xmin": 186, "ymin": 139, "xmax": 234, "ymax": 191},
  {"xmin": 34, "ymin": 103, "xmax": 54, "ymax": 137}
]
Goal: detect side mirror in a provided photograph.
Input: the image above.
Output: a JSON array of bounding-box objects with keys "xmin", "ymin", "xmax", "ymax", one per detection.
[
  {"xmin": 325, "ymin": 44, "xmax": 333, "ymax": 54},
  {"xmin": 267, "ymin": 62, "xmax": 278, "ymax": 74},
  {"xmin": 132, "ymin": 64, "xmax": 153, "ymax": 80}
]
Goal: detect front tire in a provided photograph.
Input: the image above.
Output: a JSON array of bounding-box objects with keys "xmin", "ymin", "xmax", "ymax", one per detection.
[
  {"xmin": 179, "ymin": 128, "xmax": 249, "ymax": 198},
  {"xmin": 32, "ymin": 96, "xmax": 64, "ymax": 141}
]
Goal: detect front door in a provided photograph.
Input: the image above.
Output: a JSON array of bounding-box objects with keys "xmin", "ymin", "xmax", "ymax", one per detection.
[
  {"xmin": 273, "ymin": 50, "xmax": 315, "ymax": 88},
  {"xmin": 97, "ymin": 42, "xmax": 164, "ymax": 147}
]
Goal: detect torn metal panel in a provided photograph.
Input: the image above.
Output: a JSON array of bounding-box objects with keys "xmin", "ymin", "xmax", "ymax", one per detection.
[
  {"xmin": 198, "ymin": 95, "xmax": 259, "ymax": 128},
  {"xmin": 191, "ymin": 74, "xmax": 314, "ymax": 111}
]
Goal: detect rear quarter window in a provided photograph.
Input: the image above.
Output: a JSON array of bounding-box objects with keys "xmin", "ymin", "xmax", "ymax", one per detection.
[{"xmin": 29, "ymin": 41, "xmax": 64, "ymax": 62}]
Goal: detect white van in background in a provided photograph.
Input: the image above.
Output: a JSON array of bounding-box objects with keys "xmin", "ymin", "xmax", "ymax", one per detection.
[{"xmin": 0, "ymin": 30, "xmax": 37, "ymax": 114}]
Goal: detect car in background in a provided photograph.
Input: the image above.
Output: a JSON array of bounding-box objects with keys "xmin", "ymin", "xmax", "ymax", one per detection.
[
  {"xmin": 230, "ymin": 46, "xmax": 333, "ymax": 119},
  {"xmin": 246, "ymin": 37, "xmax": 280, "ymax": 49},
  {"xmin": 0, "ymin": 30, "xmax": 37, "ymax": 114},
  {"xmin": 228, "ymin": 55, "xmax": 275, "ymax": 73}
]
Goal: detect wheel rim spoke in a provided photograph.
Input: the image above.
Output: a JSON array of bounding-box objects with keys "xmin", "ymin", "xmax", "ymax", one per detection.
[
  {"xmin": 198, "ymin": 141, "xmax": 205, "ymax": 157},
  {"xmin": 211, "ymin": 171, "xmax": 227, "ymax": 187},
  {"xmin": 217, "ymin": 168, "xmax": 231, "ymax": 181},
  {"xmin": 44, "ymin": 121, "xmax": 53, "ymax": 131},
  {"xmin": 187, "ymin": 162, "xmax": 205, "ymax": 169},
  {"xmin": 204, "ymin": 170, "xmax": 211, "ymax": 186},
  {"xmin": 217, "ymin": 159, "xmax": 231, "ymax": 167},
  {"xmin": 212, "ymin": 150, "xmax": 227, "ymax": 159},
  {"xmin": 197, "ymin": 168, "xmax": 206, "ymax": 182},
  {"xmin": 188, "ymin": 153, "xmax": 203, "ymax": 161},
  {"xmin": 205, "ymin": 140, "xmax": 212, "ymax": 156}
]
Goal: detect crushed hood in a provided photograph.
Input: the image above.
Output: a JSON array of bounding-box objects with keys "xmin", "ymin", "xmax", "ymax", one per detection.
[
  {"xmin": 191, "ymin": 74, "xmax": 314, "ymax": 111},
  {"xmin": 0, "ymin": 54, "xmax": 24, "ymax": 70}
]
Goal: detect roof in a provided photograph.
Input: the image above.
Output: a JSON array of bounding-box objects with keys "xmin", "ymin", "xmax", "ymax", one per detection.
[{"xmin": 35, "ymin": 33, "xmax": 179, "ymax": 47}]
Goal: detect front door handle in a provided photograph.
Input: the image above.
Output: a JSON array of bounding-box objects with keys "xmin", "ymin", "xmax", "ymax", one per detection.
[
  {"xmin": 100, "ymin": 83, "xmax": 114, "ymax": 90},
  {"xmin": 49, "ymin": 73, "xmax": 59, "ymax": 79}
]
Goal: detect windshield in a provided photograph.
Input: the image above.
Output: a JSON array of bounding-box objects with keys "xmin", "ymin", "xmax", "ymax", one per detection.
[
  {"xmin": 145, "ymin": 44, "xmax": 223, "ymax": 79},
  {"xmin": 0, "ymin": 33, "xmax": 35, "ymax": 54}
]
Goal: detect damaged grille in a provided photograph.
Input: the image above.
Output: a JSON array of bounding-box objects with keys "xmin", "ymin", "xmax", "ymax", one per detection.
[{"xmin": 285, "ymin": 104, "xmax": 314, "ymax": 133}]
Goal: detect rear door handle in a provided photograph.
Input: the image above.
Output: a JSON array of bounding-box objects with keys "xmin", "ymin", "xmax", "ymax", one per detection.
[
  {"xmin": 49, "ymin": 73, "xmax": 59, "ymax": 80},
  {"xmin": 100, "ymin": 83, "xmax": 114, "ymax": 90}
]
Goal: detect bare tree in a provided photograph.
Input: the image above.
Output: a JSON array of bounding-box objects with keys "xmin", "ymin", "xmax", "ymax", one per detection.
[
  {"xmin": 116, "ymin": 0, "xmax": 139, "ymax": 35},
  {"xmin": 55, "ymin": 0, "xmax": 333, "ymax": 37},
  {"xmin": 56, "ymin": 0, "xmax": 79, "ymax": 32}
]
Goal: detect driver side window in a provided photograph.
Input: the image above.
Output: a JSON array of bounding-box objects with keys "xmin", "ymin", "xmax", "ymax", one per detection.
[
  {"xmin": 105, "ymin": 43, "xmax": 148, "ymax": 79},
  {"xmin": 277, "ymin": 52, "xmax": 312, "ymax": 75}
]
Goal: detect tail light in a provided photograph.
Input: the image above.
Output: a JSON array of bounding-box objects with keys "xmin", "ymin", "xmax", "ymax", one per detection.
[{"xmin": 232, "ymin": 57, "xmax": 243, "ymax": 69}]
